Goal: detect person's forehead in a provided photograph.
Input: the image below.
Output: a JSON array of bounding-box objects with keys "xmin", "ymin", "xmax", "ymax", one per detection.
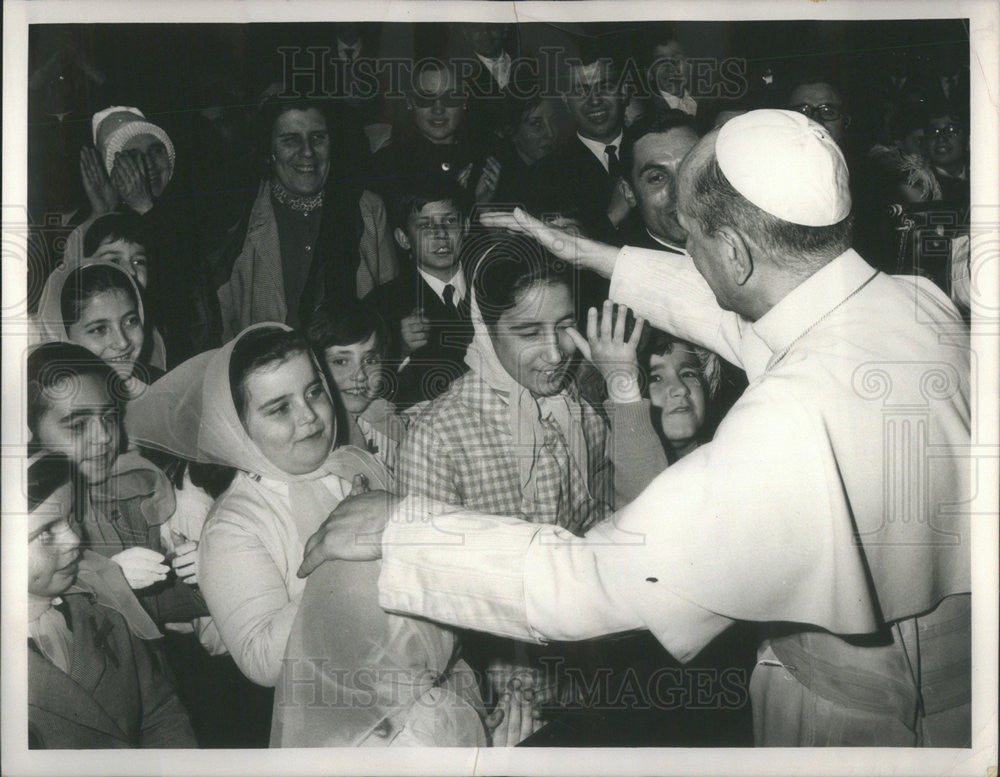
[
  {"xmin": 246, "ymin": 352, "xmax": 316, "ymax": 398},
  {"xmin": 653, "ymin": 41, "xmax": 684, "ymax": 58},
  {"xmin": 411, "ymin": 200, "xmax": 461, "ymax": 219},
  {"xmin": 650, "ymin": 344, "xmax": 699, "ymax": 369},
  {"xmin": 789, "ymin": 81, "xmax": 841, "ymax": 105},
  {"xmin": 78, "ymin": 288, "xmax": 137, "ymax": 319},
  {"xmin": 414, "ymin": 67, "xmax": 456, "ymax": 94},
  {"xmin": 274, "ymin": 107, "xmax": 328, "ymax": 134},
  {"xmin": 43, "ymin": 374, "xmax": 114, "ymax": 412},
  {"xmin": 325, "ymin": 332, "xmax": 379, "ymax": 356},
  {"xmin": 634, "ymin": 128, "xmax": 700, "ymax": 167},
  {"xmin": 30, "ymin": 485, "xmax": 73, "ymax": 531},
  {"xmin": 96, "ymin": 237, "xmax": 144, "ymax": 253},
  {"xmin": 677, "ymin": 130, "xmax": 717, "ymax": 189},
  {"xmin": 507, "ymin": 281, "xmax": 574, "ymax": 321},
  {"xmin": 569, "ymin": 61, "xmax": 614, "ymax": 86},
  {"xmin": 524, "ymin": 99, "xmax": 556, "ymax": 121}
]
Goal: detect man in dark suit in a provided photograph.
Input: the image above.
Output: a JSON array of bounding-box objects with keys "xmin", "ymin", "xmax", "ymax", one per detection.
[
  {"xmin": 614, "ymin": 110, "xmax": 700, "ymax": 253},
  {"xmin": 526, "ymin": 54, "xmax": 628, "ymax": 243},
  {"xmin": 365, "ymin": 175, "xmax": 474, "ymax": 408},
  {"xmin": 453, "ymin": 22, "xmax": 520, "ymax": 147}
]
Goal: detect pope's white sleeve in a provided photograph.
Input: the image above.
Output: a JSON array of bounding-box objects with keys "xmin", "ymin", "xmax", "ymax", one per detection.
[
  {"xmin": 377, "ymin": 497, "xmax": 733, "ymax": 662},
  {"xmin": 609, "ymin": 246, "xmax": 746, "ymax": 369}
]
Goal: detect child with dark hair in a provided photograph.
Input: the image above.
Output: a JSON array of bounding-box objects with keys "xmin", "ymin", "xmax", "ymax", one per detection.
[
  {"xmin": 365, "ymin": 174, "xmax": 475, "ymax": 408},
  {"xmin": 82, "ymin": 212, "xmax": 153, "ymax": 288},
  {"xmin": 571, "ymin": 302, "xmax": 722, "ymax": 502},
  {"xmin": 27, "ymin": 342, "xmax": 206, "ymax": 627},
  {"xmin": 27, "ymin": 451, "xmax": 197, "ymax": 749},
  {"xmin": 304, "ymin": 300, "xmax": 406, "ymax": 476},
  {"xmin": 397, "ymin": 234, "xmax": 613, "ymax": 734},
  {"xmin": 34, "ymin": 260, "xmax": 164, "ymax": 395}
]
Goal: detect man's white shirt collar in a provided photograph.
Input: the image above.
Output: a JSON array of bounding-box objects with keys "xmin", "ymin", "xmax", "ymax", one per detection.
[
  {"xmin": 419, "ymin": 267, "xmax": 467, "ymax": 306},
  {"xmin": 476, "ymin": 51, "xmax": 511, "ymax": 90},
  {"xmin": 577, "ymin": 131, "xmax": 624, "ymax": 173},
  {"xmin": 647, "ymin": 228, "xmax": 685, "ymax": 253},
  {"xmin": 659, "ymin": 89, "xmax": 698, "ymax": 116}
]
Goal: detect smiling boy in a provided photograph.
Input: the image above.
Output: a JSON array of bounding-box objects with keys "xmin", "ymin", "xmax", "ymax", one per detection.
[{"xmin": 364, "ymin": 175, "xmax": 475, "ymax": 408}]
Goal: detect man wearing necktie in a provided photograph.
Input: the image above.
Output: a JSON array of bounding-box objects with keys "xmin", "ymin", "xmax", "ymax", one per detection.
[{"xmin": 525, "ymin": 54, "xmax": 628, "ymax": 245}]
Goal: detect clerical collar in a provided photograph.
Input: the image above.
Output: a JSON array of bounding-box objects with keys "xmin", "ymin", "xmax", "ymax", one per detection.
[
  {"xmin": 271, "ymin": 180, "xmax": 324, "ymax": 216},
  {"xmin": 647, "ymin": 228, "xmax": 685, "ymax": 254}
]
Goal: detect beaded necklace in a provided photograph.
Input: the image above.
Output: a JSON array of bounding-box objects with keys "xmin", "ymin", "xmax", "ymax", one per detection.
[{"xmin": 271, "ymin": 180, "xmax": 324, "ymax": 216}]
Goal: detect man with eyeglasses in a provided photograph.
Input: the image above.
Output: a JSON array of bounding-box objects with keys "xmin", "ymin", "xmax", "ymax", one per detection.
[
  {"xmin": 787, "ymin": 78, "xmax": 850, "ymax": 147},
  {"xmin": 785, "ymin": 70, "xmax": 891, "ymax": 271}
]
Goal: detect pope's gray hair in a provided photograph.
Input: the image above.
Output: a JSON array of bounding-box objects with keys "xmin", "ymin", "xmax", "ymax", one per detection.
[{"xmin": 685, "ymin": 151, "xmax": 853, "ymax": 271}]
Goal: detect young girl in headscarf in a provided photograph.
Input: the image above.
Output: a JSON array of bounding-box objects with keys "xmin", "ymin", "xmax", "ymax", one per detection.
[
  {"xmin": 396, "ymin": 233, "xmax": 614, "ymax": 731},
  {"xmin": 33, "ymin": 259, "xmax": 164, "ymax": 395},
  {"xmin": 398, "ymin": 233, "xmax": 612, "ymax": 533},
  {"xmin": 125, "ymin": 322, "xmax": 493, "ymax": 745}
]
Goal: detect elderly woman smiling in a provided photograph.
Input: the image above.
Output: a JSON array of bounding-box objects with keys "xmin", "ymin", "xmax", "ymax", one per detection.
[{"xmin": 216, "ymin": 98, "xmax": 398, "ymax": 339}]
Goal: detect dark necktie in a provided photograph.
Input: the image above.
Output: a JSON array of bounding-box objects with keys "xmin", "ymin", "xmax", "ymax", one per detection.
[
  {"xmin": 443, "ymin": 284, "xmax": 457, "ymax": 309},
  {"xmin": 605, "ymin": 144, "xmax": 624, "ymax": 180}
]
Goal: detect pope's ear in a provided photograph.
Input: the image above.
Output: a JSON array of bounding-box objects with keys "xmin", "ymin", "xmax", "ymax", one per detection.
[
  {"xmin": 393, "ymin": 227, "xmax": 411, "ymax": 252},
  {"xmin": 715, "ymin": 225, "xmax": 754, "ymax": 286}
]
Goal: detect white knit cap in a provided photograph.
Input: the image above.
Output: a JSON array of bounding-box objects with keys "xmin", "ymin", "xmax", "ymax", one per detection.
[
  {"xmin": 715, "ymin": 109, "xmax": 850, "ymax": 227},
  {"xmin": 91, "ymin": 106, "xmax": 176, "ymax": 182}
]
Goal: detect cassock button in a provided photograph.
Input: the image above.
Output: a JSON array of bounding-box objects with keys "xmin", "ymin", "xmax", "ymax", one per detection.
[
  {"xmin": 645, "ymin": 577, "xmax": 658, "ymax": 583},
  {"xmin": 441, "ymin": 161, "xmax": 451, "ymax": 172}
]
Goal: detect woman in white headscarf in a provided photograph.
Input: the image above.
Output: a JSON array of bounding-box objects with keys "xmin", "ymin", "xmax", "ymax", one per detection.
[{"xmin": 126, "ymin": 323, "xmax": 489, "ymax": 746}]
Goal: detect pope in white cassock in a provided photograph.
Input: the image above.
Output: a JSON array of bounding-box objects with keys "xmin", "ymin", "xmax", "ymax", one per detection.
[{"xmin": 299, "ymin": 110, "xmax": 972, "ymax": 747}]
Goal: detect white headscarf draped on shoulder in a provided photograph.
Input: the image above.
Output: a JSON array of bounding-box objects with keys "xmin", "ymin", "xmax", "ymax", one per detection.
[
  {"xmin": 124, "ymin": 322, "xmax": 390, "ymax": 499},
  {"xmin": 125, "ymin": 323, "xmax": 485, "ymax": 746}
]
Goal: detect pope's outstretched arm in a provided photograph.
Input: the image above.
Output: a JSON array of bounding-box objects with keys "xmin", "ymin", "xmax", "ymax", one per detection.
[{"xmin": 375, "ymin": 497, "xmax": 736, "ymax": 663}]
